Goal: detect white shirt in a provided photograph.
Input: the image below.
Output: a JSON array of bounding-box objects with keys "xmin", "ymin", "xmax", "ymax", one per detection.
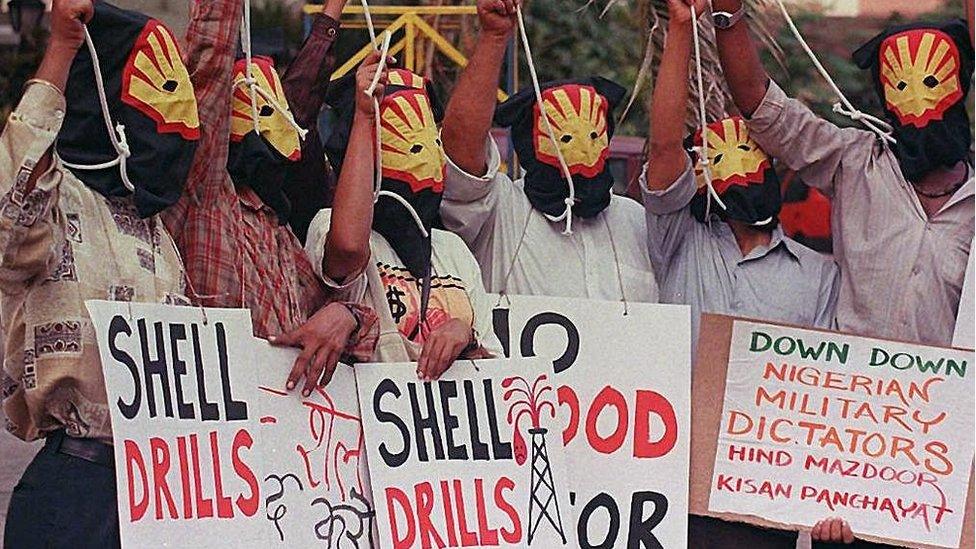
[
  {"xmin": 441, "ymin": 138, "xmax": 659, "ymax": 303},
  {"xmin": 306, "ymin": 209, "xmax": 502, "ymax": 362}
]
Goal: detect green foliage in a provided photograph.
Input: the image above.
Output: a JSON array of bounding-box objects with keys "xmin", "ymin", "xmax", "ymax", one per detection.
[{"xmin": 0, "ymin": 31, "xmax": 46, "ymax": 128}]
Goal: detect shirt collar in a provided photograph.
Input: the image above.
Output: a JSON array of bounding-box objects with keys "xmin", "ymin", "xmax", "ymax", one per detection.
[{"xmin": 712, "ymin": 221, "xmax": 800, "ymax": 264}]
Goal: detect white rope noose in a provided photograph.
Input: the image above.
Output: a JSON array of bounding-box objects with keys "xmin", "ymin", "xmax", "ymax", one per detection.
[
  {"xmin": 358, "ymin": 1, "xmax": 428, "ymax": 239},
  {"xmin": 515, "ymin": 5, "xmax": 578, "ymax": 235},
  {"xmin": 238, "ymin": 0, "xmax": 308, "ymax": 140},
  {"xmin": 773, "ymin": 0, "xmax": 895, "ymax": 144},
  {"xmin": 61, "ymin": 26, "xmax": 135, "ymax": 192},
  {"xmin": 690, "ymin": 4, "xmax": 727, "ymax": 219}
]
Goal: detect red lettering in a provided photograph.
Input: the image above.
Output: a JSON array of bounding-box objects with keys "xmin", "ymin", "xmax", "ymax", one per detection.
[
  {"xmin": 125, "ymin": 440, "xmax": 149, "ymax": 522},
  {"xmin": 494, "ymin": 476, "xmax": 521, "ymax": 544},
  {"xmin": 386, "ymin": 487, "xmax": 416, "ymax": 549},
  {"xmin": 232, "ymin": 429, "xmax": 259, "ymax": 516},
  {"xmin": 415, "ymin": 482, "xmax": 445, "ymax": 548},
  {"xmin": 439, "ymin": 480, "xmax": 458, "ymax": 547},
  {"xmin": 558, "ymin": 385, "xmax": 580, "ymax": 446},
  {"xmin": 633, "ymin": 390, "xmax": 677, "ymax": 458},
  {"xmin": 475, "ymin": 478, "xmax": 499, "ymax": 545},
  {"xmin": 176, "ymin": 436, "xmax": 193, "ymax": 518},
  {"xmin": 453, "ymin": 479, "xmax": 479, "ymax": 546},
  {"xmin": 149, "ymin": 437, "xmax": 179, "ymax": 520},
  {"xmin": 586, "ymin": 386, "xmax": 628, "ymax": 454},
  {"xmin": 189, "ymin": 434, "xmax": 214, "ymax": 518},
  {"xmin": 209, "ymin": 431, "xmax": 233, "ymax": 518}
]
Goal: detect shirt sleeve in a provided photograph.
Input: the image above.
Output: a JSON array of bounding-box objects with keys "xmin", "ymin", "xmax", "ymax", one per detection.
[
  {"xmin": 640, "ymin": 160, "xmax": 698, "ymax": 277},
  {"xmin": 340, "ymin": 302, "xmax": 379, "ymax": 364},
  {"xmin": 0, "ymin": 82, "xmax": 66, "ymax": 291},
  {"xmin": 304, "ymin": 208, "xmax": 368, "ymax": 302},
  {"xmin": 281, "ymin": 14, "xmax": 340, "ymax": 130},
  {"xmin": 450, "ymin": 233, "xmax": 504, "ymax": 357},
  {"xmin": 441, "ymin": 137, "xmax": 513, "ymax": 249},
  {"xmin": 813, "ymin": 260, "xmax": 841, "ymax": 330},
  {"xmin": 179, "ymin": 0, "xmax": 241, "ymax": 204},
  {"xmin": 746, "ymin": 80, "xmax": 876, "ymax": 198}
]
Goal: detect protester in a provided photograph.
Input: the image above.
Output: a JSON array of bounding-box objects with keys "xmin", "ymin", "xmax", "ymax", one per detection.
[
  {"xmin": 304, "ymin": 59, "xmax": 501, "ymax": 380},
  {"xmin": 281, "ymin": 0, "xmax": 348, "ymax": 243},
  {"xmin": 162, "ymin": 0, "xmax": 378, "ymax": 397},
  {"xmin": 711, "ymin": 0, "xmax": 975, "ymax": 347},
  {"xmin": 644, "ymin": 0, "xmax": 839, "ymax": 347},
  {"xmin": 438, "ymin": 0, "xmax": 658, "ymax": 302},
  {"xmin": 0, "ymin": 0, "xmax": 197, "ymax": 544}
]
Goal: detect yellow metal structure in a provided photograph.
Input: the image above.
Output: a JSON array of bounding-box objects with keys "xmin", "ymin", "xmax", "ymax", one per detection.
[{"xmin": 304, "ymin": 3, "xmax": 508, "ymax": 101}]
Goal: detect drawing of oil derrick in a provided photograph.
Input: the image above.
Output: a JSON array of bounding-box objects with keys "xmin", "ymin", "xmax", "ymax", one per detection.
[{"xmin": 502, "ymin": 374, "xmax": 567, "ymax": 545}]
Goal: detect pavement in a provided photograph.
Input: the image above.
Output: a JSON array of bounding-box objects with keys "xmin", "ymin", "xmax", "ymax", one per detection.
[{"xmin": 0, "ymin": 424, "xmax": 41, "ymax": 546}]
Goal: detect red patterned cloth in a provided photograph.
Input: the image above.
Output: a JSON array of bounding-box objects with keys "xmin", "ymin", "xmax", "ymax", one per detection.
[{"xmin": 163, "ymin": 0, "xmax": 377, "ymax": 360}]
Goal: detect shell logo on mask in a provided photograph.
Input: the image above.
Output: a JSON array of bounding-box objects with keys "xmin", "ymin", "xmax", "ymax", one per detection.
[
  {"xmin": 380, "ymin": 89, "xmax": 446, "ymax": 193},
  {"xmin": 230, "ymin": 57, "xmax": 301, "ymax": 160},
  {"xmin": 121, "ymin": 20, "xmax": 199, "ymax": 140},
  {"xmin": 533, "ymin": 84, "xmax": 610, "ymax": 179},
  {"xmin": 694, "ymin": 117, "xmax": 770, "ymax": 194},
  {"xmin": 879, "ymin": 29, "xmax": 963, "ymax": 128}
]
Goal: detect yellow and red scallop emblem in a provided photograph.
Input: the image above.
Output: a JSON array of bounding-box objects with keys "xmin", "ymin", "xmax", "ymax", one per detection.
[
  {"xmin": 230, "ymin": 57, "xmax": 301, "ymax": 160},
  {"xmin": 695, "ymin": 117, "xmax": 770, "ymax": 194},
  {"xmin": 532, "ymin": 84, "xmax": 610, "ymax": 178},
  {"xmin": 121, "ymin": 20, "xmax": 200, "ymax": 140},
  {"xmin": 879, "ymin": 29, "xmax": 963, "ymax": 128},
  {"xmin": 379, "ymin": 89, "xmax": 446, "ymax": 193}
]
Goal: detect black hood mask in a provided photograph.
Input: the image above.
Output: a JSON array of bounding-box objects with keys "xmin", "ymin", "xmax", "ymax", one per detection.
[
  {"xmin": 325, "ymin": 68, "xmax": 447, "ymax": 317},
  {"xmin": 853, "ymin": 19, "xmax": 973, "ymax": 183},
  {"xmin": 57, "ymin": 2, "xmax": 200, "ymax": 218},
  {"xmin": 685, "ymin": 116, "xmax": 782, "ymax": 226},
  {"xmin": 494, "ymin": 77, "xmax": 626, "ymax": 220},
  {"xmin": 228, "ymin": 56, "xmax": 303, "ymax": 223}
]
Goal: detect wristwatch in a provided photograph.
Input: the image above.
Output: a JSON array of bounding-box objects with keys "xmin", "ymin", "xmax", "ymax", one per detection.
[{"xmin": 712, "ymin": 5, "xmax": 745, "ymax": 30}]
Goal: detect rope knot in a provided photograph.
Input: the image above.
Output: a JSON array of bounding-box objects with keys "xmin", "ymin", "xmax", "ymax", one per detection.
[{"xmin": 113, "ymin": 124, "xmax": 132, "ymax": 158}]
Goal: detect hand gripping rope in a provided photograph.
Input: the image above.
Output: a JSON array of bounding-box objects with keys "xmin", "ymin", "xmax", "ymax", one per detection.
[{"xmin": 690, "ymin": 4, "xmax": 728, "ymax": 221}]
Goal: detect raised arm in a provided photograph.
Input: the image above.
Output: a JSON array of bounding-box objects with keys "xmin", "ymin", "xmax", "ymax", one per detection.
[
  {"xmin": 181, "ymin": 0, "xmax": 242, "ymax": 196},
  {"xmin": 281, "ymin": 0, "xmax": 347, "ymax": 129},
  {"xmin": 441, "ymin": 0, "xmax": 517, "ymax": 176},
  {"xmin": 323, "ymin": 52, "xmax": 387, "ymax": 282},
  {"xmin": 645, "ymin": 0, "xmax": 703, "ymax": 191},
  {"xmin": 711, "ymin": 0, "xmax": 769, "ymax": 116}
]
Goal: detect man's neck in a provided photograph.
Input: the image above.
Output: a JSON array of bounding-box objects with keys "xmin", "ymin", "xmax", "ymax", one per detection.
[
  {"xmin": 727, "ymin": 219, "xmax": 773, "ymax": 257},
  {"xmin": 913, "ymin": 161, "xmax": 969, "ymax": 217}
]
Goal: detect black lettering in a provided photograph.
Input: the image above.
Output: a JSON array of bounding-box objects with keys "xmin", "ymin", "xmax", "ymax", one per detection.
[
  {"xmin": 191, "ymin": 324, "xmax": 219, "ymax": 421},
  {"xmin": 578, "ymin": 492, "xmax": 619, "ymax": 549},
  {"xmin": 627, "ymin": 491, "xmax": 667, "ymax": 549},
  {"xmin": 463, "ymin": 380, "xmax": 490, "ymax": 460},
  {"xmin": 374, "ymin": 379, "xmax": 410, "ymax": 468},
  {"xmin": 409, "ymin": 383, "xmax": 444, "ymax": 462},
  {"xmin": 520, "ymin": 312, "xmax": 580, "ymax": 374},
  {"xmin": 108, "ymin": 315, "xmax": 140, "ymax": 419},
  {"xmin": 438, "ymin": 380, "xmax": 467, "ymax": 460},
  {"xmin": 138, "ymin": 319, "xmax": 172, "ymax": 418},
  {"xmin": 492, "ymin": 307, "xmax": 511, "ymax": 358},
  {"xmin": 216, "ymin": 323, "xmax": 247, "ymax": 421},
  {"xmin": 484, "ymin": 380, "xmax": 512, "ymax": 459},
  {"xmin": 169, "ymin": 324, "xmax": 194, "ymax": 420}
]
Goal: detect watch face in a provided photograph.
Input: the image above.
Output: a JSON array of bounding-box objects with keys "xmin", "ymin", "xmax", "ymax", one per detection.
[{"xmin": 715, "ymin": 13, "xmax": 731, "ymax": 28}]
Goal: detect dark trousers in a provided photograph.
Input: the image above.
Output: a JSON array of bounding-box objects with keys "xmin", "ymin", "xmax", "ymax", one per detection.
[
  {"xmin": 689, "ymin": 515, "xmax": 905, "ymax": 549},
  {"xmin": 4, "ymin": 432, "xmax": 119, "ymax": 549}
]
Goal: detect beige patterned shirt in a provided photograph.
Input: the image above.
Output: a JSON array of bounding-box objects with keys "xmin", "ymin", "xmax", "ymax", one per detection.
[{"xmin": 0, "ymin": 82, "xmax": 188, "ymax": 444}]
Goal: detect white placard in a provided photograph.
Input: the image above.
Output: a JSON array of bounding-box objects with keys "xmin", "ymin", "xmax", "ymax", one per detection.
[
  {"xmin": 953, "ymin": 238, "xmax": 975, "ymax": 349},
  {"xmin": 709, "ymin": 320, "xmax": 976, "ymax": 548},
  {"xmin": 86, "ymin": 301, "xmax": 266, "ymax": 548},
  {"xmin": 491, "ymin": 295, "xmax": 691, "ymax": 548},
  {"xmin": 356, "ymin": 358, "xmax": 577, "ymax": 548}
]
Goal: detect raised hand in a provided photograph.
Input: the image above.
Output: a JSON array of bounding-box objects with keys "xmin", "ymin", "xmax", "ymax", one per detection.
[
  {"xmin": 811, "ymin": 517, "xmax": 855, "ymax": 544},
  {"xmin": 667, "ymin": 0, "xmax": 710, "ymax": 26},
  {"xmin": 417, "ymin": 318, "xmax": 473, "ymax": 381},
  {"xmin": 355, "ymin": 50, "xmax": 392, "ymax": 116},
  {"xmin": 50, "ymin": 0, "xmax": 94, "ymax": 51},
  {"xmin": 477, "ymin": 0, "xmax": 519, "ymax": 39}
]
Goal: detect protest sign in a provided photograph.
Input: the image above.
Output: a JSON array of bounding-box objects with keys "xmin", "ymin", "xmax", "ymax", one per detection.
[
  {"xmin": 251, "ymin": 341, "xmax": 374, "ymax": 548},
  {"xmin": 86, "ymin": 301, "xmax": 267, "ymax": 548},
  {"xmin": 491, "ymin": 295, "xmax": 691, "ymax": 548},
  {"xmin": 692, "ymin": 314, "xmax": 976, "ymax": 549},
  {"xmin": 356, "ymin": 358, "xmax": 576, "ymax": 548}
]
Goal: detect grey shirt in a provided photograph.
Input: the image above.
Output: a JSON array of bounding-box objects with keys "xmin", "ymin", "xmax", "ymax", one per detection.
[
  {"xmin": 747, "ymin": 81, "xmax": 974, "ymax": 347},
  {"xmin": 642, "ymin": 162, "xmax": 840, "ymax": 347}
]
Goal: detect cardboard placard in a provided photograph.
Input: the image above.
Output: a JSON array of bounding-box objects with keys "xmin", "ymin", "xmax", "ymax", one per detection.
[
  {"xmin": 691, "ymin": 314, "xmax": 976, "ymax": 549},
  {"xmin": 953, "ymin": 238, "xmax": 975, "ymax": 350},
  {"xmin": 86, "ymin": 301, "xmax": 375, "ymax": 548},
  {"xmin": 355, "ymin": 358, "xmax": 576, "ymax": 548},
  {"xmin": 491, "ymin": 295, "xmax": 691, "ymax": 547}
]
